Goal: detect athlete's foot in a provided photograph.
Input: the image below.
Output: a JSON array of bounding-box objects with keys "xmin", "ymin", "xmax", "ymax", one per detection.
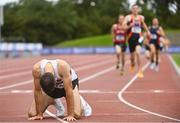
[
  {"xmin": 116, "ymin": 64, "xmax": 119, "ymax": 69},
  {"xmin": 129, "ymin": 65, "xmax": 135, "ymax": 73},
  {"xmin": 116, "ymin": 61, "xmax": 120, "ymax": 69},
  {"xmin": 137, "ymin": 70, "xmax": 144, "ymax": 78},
  {"xmin": 150, "ymin": 63, "xmax": 155, "ymax": 70},
  {"xmin": 120, "ymin": 69, "xmax": 125, "ymax": 76}
]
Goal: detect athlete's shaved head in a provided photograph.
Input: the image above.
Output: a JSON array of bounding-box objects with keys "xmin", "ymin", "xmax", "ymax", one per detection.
[
  {"xmin": 40, "ymin": 72, "xmax": 55, "ymax": 93},
  {"xmin": 131, "ymin": 4, "xmax": 139, "ymax": 15},
  {"xmin": 152, "ymin": 18, "xmax": 159, "ymax": 26},
  {"xmin": 118, "ymin": 15, "xmax": 124, "ymax": 24}
]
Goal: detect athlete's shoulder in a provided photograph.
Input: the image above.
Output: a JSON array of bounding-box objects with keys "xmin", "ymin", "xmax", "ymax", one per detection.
[
  {"xmin": 58, "ymin": 59, "xmax": 69, "ymax": 69},
  {"xmin": 158, "ymin": 26, "xmax": 163, "ymax": 29},
  {"xmin": 33, "ymin": 59, "xmax": 46, "ymax": 71},
  {"xmin": 125, "ymin": 14, "xmax": 132, "ymax": 17},
  {"xmin": 33, "ymin": 62, "xmax": 40, "ymax": 70},
  {"xmin": 32, "ymin": 62, "xmax": 41, "ymax": 78},
  {"xmin": 112, "ymin": 23, "xmax": 118, "ymax": 28},
  {"xmin": 138, "ymin": 15, "xmax": 145, "ymax": 20},
  {"xmin": 125, "ymin": 14, "xmax": 132, "ymax": 20},
  {"xmin": 58, "ymin": 60, "xmax": 71, "ymax": 76}
]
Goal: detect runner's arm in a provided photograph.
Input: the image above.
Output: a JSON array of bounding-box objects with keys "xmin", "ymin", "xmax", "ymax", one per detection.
[
  {"xmin": 123, "ymin": 15, "xmax": 133, "ymax": 29},
  {"xmin": 60, "ymin": 61, "xmax": 76, "ymax": 121},
  {"xmin": 32, "ymin": 64, "xmax": 44, "ymax": 117},
  {"xmin": 111, "ymin": 24, "xmax": 115, "ymax": 37},
  {"xmin": 158, "ymin": 26, "xmax": 165, "ymax": 37}
]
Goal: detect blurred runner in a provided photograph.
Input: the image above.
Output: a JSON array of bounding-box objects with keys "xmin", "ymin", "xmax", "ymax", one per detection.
[
  {"xmin": 147, "ymin": 18, "xmax": 167, "ymax": 71},
  {"xmin": 124, "ymin": 4, "xmax": 150, "ymax": 78},
  {"xmin": 111, "ymin": 15, "xmax": 127, "ymax": 75}
]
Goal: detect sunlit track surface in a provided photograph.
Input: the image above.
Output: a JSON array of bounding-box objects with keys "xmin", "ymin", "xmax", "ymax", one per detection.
[{"xmin": 0, "ymin": 54, "xmax": 180, "ymax": 122}]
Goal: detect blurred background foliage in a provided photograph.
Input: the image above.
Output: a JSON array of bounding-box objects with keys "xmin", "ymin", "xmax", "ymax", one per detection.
[{"xmin": 2, "ymin": 0, "xmax": 180, "ymax": 45}]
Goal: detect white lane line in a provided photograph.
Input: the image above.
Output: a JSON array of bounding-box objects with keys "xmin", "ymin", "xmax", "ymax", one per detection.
[
  {"xmin": 118, "ymin": 62, "xmax": 180, "ymax": 122},
  {"xmin": 0, "ymin": 71, "xmax": 31, "ymax": 79},
  {"xmin": 0, "ymin": 89, "xmax": 114, "ymax": 94},
  {"xmin": 79, "ymin": 90, "xmax": 100, "ymax": 93},
  {"xmin": 45, "ymin": 110, "xmax": 68, "ymax": 123},
  {"xmin": 124, "ymin": 90, "xmax": 180, "ymax": 94},
  {"xmin": 11, "ymin": 90, "xmax": 33, "ymax": 93},
  {"xmin": 0, "ymin": 80, "xmax": 32, "ymax": 90},
  {"xmin": 168, "ymin": 54, "xmax": 180, "ymax": 76},
  {"xmin": 2, "ymin": 89, "xmax": 180, "ymax": 94},
  {"xmin": 0, "ymin": 59, "xmax": 113, "ymax": 80},
  {"xmin": 79, "ymin": 66, "xmax": 115, "ymax": 83},
  {"xmin": 80, "ymin": 90, "xmax": 117, "ymax": 94}
]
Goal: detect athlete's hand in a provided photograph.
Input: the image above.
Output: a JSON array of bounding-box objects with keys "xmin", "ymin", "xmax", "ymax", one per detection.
[
  {"xmin": 63, "ymin": 115, "xmax": 77, "ymax": 122},
  {"xmin": 28, "ymin": 115, "xmax": 43, "ymax": 120},
  {"xmin": 157, "ymin": 30, "xmax": 161, "ymax": 35},
  {"xmin": 147, "ymin": 31, "xmax": 151, "ymax": 38},
  {"xmin": 129, "ymin": 22, "xmax": 134, "ymax": 28}
]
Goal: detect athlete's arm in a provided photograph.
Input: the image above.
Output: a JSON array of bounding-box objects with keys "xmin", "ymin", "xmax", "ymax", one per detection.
[
  {"xmin": 111, "ymin": 24, "xmax": 115, "ymax": 37},
  {"xmin": 143, "ymin": 32, "xmax": 149, "ymax": 45},
  {"xmin": 123, "ymin": 15, "xmax": 133, "ymax": 29},
  {"xmin": 29, "ymin": 64, "xmax": 44, "ymax": 120},
  {"xmin": 59, "ymin": 61, "xmax": 76, "ymax": 121},
  {"xmin": 159, "ymin": 26, "xmax": 170, "ymax": 47},
  {"xmin": 158, "ymin": 26, "xmax": 165, "ymax": 37}
]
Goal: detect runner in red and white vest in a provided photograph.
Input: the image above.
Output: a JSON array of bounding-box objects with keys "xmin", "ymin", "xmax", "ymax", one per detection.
[
  {"xmin": 111, "ymin": 15, "xmax": 127, "ymax": 75},
  {"xmin": 124, "ymin": 4, "xmax": 151, "ymax": 78}
]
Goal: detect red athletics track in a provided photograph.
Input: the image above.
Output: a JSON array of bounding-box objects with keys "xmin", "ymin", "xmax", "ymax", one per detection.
[{"xmin": 0, "ymin": 54, "xmax": 180, "ymax": 123}]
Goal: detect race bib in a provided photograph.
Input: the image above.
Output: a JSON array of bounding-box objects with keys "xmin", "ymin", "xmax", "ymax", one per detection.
[
  {"xmin": 131, "ymin": 26, "xmax": 141, "ymax": 33},
  {"xmin": 151, "ymin": 34, "xmax": 157, "ymax": 40},
  {"xmin": 116, "ymin": 35, "xmax": 125, "ymax": 41},
  {"xmin": 55, "ymin": 79, "xmax": 64, "ymax": 89}
]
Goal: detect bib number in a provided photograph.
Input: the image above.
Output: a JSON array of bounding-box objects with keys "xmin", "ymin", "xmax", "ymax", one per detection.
[
  {"xmin": 116, "ymin": 35, "xmax": 125, "ymax": 41},
  {"xmin": 151, "ymin": 34, "xmax": 157, "ymax": 40},
  {"xmin": 55, "ymin": 79, "xmax": 64, "ymax": 89},
  {"xmin": 131, "ymin": 26, "xmax": 141, "ymax": 33}
]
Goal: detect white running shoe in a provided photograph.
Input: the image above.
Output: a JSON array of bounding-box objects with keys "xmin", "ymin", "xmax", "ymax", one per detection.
[
  {"xmin": 54, "ymin": 98, "xmax": 65, "ymax": 117},
  {"xmin": 80, "ymin": 96, "xmax": 92, "ymax": 117},
  {"xmin": 150, "ymin": 63, "xmax": 155, "ymax": 70}
]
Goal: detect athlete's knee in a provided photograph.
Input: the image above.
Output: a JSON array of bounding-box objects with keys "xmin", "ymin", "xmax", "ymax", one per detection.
[
  {"xmin": 135, "ymin": 45, "xmax": 141, "ymax": 53},
  {"xmin": 115, "ymin": 46, "xmax": 121, "ymax": 54},
  {"xmin": 130, "ymin": 55, "xmax": 135, "ymax": 62}
]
